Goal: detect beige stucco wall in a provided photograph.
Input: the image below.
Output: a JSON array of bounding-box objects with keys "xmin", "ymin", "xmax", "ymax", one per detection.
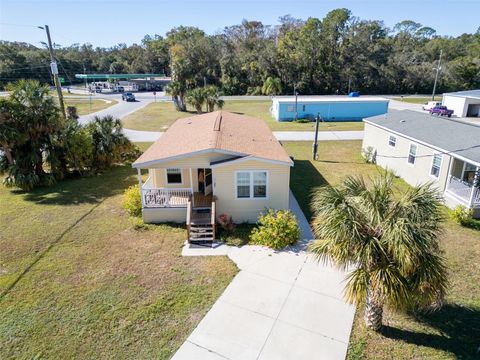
[
  {"xmin": 362, "ymin": 122, "xmax": 452, "ymax": 194},
  {"xmin": 213, "ymin": 160, "xmax": 291, "ymax": 223}
]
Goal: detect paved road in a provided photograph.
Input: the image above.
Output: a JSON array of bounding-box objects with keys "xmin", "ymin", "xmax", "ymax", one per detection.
[
  {"xmin": 77, "ymin": 92, "xmax": 168, "ymax": 125},
  {"xmin": 175, "ymin": 191, "xmax": 355, "ymax": 360},
  {"xmin": 122, "ymin": 130, "xmax": 365, "ymax": 143}
]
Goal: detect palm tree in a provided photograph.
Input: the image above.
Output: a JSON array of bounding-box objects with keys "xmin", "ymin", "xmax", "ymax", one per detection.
[
  {"xmin": 86, "ymin": 115, "xmax": 131, "ymax": 169},
  {"xmin": 204, "ymin": 85, "xmax": 225, "ymax": 112},
  {"xmin": 262, "ymin": 77, "xmax": 282, "ymax": 96},
  {"xmin": 185, "ymin": 88, "xmax": 206, "ymax": 113},
  {"xmin": 309, "ymin": 173, "xmax": 448, "ymax": 331},
  {"xmin": 165, "ymin": 81, "xmax": 187, "ymax": 111}
]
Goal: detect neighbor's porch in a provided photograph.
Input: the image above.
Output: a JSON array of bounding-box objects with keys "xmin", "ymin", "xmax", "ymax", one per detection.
[{"xmin": 445, "ymin": 158, "xmax": 480, "ymax": 208}]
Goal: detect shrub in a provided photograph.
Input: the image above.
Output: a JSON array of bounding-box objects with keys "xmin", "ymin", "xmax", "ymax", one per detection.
[
  {"xmin": 123, "ymin": 184, "xmax": 142, "ymax": 217},
  {"xmin": 250, "ymin": 209, "xmax": 300, "ymax": 250},
  {"xmin": 361, "ymin": 146, "xmax": 377, "ymax": 164},
  {"xmin": 451, "ymin": 205, "xmax": 473, "ymax": 226}
]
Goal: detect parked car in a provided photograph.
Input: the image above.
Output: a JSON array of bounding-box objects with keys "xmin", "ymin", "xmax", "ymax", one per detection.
[
  {"xmin": 116, "ymin": 86, "xmax": 125, "ymax": 92},
  {"xmin": 95, "ymin": 86, "xmax": 102, "ymax": 93},
  {"xmin": 430, "ymin": 106, "xmax": 453, "ymax": 117},
  {"xmin": 422, "ymin": 101, "xmax": 441, "ymax": 111},
  {"xmin": 122, "ymin": 92, "xmax": 135, "ymax": 102}
]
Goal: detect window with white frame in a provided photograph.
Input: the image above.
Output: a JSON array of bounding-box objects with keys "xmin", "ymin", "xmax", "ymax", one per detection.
[
  {"xmin": 236, "ymin": 172, "xmax": 250, "ymax": 198},
  {"xmin": 388, "ymin": 135, "xmax": 397, "ymax": 147},
  {"xmin": 236, "ymin": 171, "xmax": 267, "ymax": 199},
  {"xmin": 253, "ymin": 172, "xmax": 267, "ymax": 198},
  {"xmin": 408, "ymin": 144, "xmax": 417, "ymax": 165},
  {"xmin": 286, "ymin": 105, "xmax": 294, "ymax": 112},
  {"xmin": 430, "ymin": 154, "xmax": 442, "ymax": 178},
  {"xmin": 166, "ymin": 168, "xmax": 182, "ymax": 184}
]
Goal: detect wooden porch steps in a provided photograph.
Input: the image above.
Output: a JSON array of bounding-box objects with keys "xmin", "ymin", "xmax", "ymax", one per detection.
[{"xmin": 187, "ymin": 197, "xmax": 217, "ymax": 244}]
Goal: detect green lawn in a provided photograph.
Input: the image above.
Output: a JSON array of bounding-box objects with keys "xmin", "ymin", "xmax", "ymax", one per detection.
[
  {"xmin": 121, "ymin": 100, "xmax": 364, "ymax": 132},
  {"xmin": 392, "ymin": 96, "xmax": 442, "ymax": 104},
  {"xmin": 283, "ymin": 141, "xmax": 480, "ymax": 359},
  {"xmin": 63, "ymin": 98, "xmax": 117, "ymax": 115},
  {"xmin": 0, "ymin": 166, "xmax": 237, "ymax": 359}
]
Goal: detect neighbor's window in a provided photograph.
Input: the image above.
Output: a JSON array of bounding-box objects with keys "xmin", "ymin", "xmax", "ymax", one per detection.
[
  {"xmin": 253, "ymin": 172, "xmax": 267, "ymax": 198},
  {"xmin": 236, "ymin": 171, "xmax": 268, "ymax": 199},
  {"xmin": 388, "ymin": 135, "xmax": 397, "ymax": 147},
  {"xmin": 166, "ymin": 168, "xmax": 182, "ymax": 184},
  {"xmin": 408, "ymin": 144, "xmax": 417, "ymax": 165},
  {"xmin": 236, "ymin": 172, "xmax": 251, "ymax": 198},
  {"xmin": 286, "ymin": 105, "xmax": 294, "ymax": 112},
  {"xmin": 430, "ymin": 154, "xmax": 442, "ymax": 178}
]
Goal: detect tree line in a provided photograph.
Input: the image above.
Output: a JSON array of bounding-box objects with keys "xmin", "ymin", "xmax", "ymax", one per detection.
[{"xmin": 1, "ymin": 9, "xmax": 479, "ymax": 95}]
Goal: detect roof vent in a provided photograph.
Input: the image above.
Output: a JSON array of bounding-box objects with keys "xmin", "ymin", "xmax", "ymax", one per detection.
[{"xmin": 214, "ymin": 113, "xmax": 222, "ymax": 131}]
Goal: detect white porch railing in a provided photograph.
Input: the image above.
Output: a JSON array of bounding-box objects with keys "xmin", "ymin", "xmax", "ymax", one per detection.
[
  {"xmin": 142, "ymin": 187, "xmax": 193, "ymax": 208},
  {"xmin": 446, "ymin": 176, "xmax": 480, "ymax": 206}
]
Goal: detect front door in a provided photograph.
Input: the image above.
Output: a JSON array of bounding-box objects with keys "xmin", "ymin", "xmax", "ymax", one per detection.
[{"xmin": 198, "ymin": 168, "xmax": 212, "ymax": 195}]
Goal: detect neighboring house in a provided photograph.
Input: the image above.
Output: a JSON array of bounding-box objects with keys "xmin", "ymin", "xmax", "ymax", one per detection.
[
  {"xmin": 132, "ymin": 111, "xmax": 293, "ymax": 241},
  {"xmin": 443, "ymin": 90, "xmax": 480, "ymax": 118},
  {"xmin": 363, "ymin": 110, "xmax": 480, "ymax": 217},
  {"xmin": 271, "ymin": 95, "xmax": 389, "ymax": 121}
]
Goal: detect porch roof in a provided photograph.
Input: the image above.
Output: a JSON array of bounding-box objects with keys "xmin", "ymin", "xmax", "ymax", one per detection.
[
  {"xmin": 132, "ymin": 111, "xmax": 294, "ymax": 168},
  {"xmin": 365, "ymin": 110, "xmax": 480, "ymax": 166}
]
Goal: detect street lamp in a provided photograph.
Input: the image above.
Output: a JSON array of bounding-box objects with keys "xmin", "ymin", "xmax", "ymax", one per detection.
[{"xmin": 431, "ymin": 49, "xmax": 443, "ymax": 101}]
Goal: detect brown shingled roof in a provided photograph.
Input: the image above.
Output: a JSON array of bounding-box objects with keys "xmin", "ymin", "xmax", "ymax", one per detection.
[{"xmin": 132, "ymin": 111, "xmax": 293, "ymax": 167}]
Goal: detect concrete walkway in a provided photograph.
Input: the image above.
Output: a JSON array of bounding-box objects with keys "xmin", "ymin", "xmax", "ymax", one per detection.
[
  {"xmin": 121, "ymin": 129, "xmax": 364, "ymax": 143},
  {"xmin": 174, "ymin": 192, "xmax": 356, "ymax": 360}
]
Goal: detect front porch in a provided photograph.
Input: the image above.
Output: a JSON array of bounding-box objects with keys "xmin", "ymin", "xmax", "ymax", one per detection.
[{"xmin": 445, "ymin": 158, "xmax": 480, "ymax": 210}]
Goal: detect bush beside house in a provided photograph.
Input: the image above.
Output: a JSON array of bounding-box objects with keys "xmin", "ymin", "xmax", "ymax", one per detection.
[{"xmin": 250, "ymin": 209, "xmax": 300, "ymax": 250}]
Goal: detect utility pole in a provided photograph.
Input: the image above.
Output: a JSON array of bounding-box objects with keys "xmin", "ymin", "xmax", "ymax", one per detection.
[
  {"xmin": 41, "ymin": 25, "xmax": 66, "ymax": 119},
  {"xmin": 294, "ymin": 84, "xmax": 298, "ymax": 121},
  {"xmin": 432, "ymin": 49, "xmax": 443, "ymax": 101},
  {"xmin": 312, "ymin": 113, "xmax": 320, "ymax": 160},
  {"xmin": 347, "ymin": 78, "xmax": 351, "ymax": 94}
]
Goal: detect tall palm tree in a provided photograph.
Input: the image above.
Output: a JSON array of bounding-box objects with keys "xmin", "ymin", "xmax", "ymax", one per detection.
[
  {"xmin": 185, "ymin": 87, "xmax": 206, "ymax": 113},
  {"xmin": 204, "ymin": 85, "xmax": 225, "ymax": 112},
  {"xmin": 309, "ymin": 173, "xmax": 448, "ymax": 331},
  {"xmin": 165, "ymin": 81, "xmax": 187, "ymax": 111},
  {"xmin": 262, "ymin": 77, "xmax": 282, "ymax": 96}
]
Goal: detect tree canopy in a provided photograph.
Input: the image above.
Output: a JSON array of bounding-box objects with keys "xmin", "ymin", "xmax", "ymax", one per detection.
[{"xmin": 1, "ymin": 9, "xmax": 479, "ymax": 94}]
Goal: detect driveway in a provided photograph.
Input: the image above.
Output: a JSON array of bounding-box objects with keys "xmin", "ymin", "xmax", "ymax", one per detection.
[{"xmin": 174, "ymin": 192, "xmax": 356, "ymax": 360}]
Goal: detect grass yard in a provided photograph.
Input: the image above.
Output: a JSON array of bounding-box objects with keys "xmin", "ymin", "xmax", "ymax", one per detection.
[
  {"xmin": 62, "ymin": 98, "xmax": 117, "ymax": 115},
  {"xmin": 283, "ymin": 141, "xmax": 480, "ymax": 359},
  {"xmin": 121, "ymin": 100, "xmax": 364, "ymax": 132},
  {"xmin": 0, "ymin": 166, "xmax": 237, "ymax": 359},
  {"xmin": 392, "ymin": 96, "xmax": 442, "ymax": 104}
]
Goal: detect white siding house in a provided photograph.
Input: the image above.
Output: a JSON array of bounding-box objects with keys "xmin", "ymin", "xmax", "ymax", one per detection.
[{"xmin": 363, "ymin": 110, "xmax": 480, "ymax": 217}]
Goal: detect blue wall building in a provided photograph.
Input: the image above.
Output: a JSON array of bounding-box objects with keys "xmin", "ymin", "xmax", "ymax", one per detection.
[{"xmin": 271, "ymin": 96, "xmax": 389, "ymax": 122}]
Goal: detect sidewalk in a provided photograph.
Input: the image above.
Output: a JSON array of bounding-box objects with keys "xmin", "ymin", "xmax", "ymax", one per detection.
[{"xmin": 173, "ymin": 192, "xmax": 356, "ymax": 360}]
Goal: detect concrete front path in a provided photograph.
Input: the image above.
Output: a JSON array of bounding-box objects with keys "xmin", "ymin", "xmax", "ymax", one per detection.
[{"xmin": 174, "ymin": 192, "xmax": 356, "ymax": 360}]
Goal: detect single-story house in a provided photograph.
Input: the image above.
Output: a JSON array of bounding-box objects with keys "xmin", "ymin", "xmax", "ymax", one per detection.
[
  {"xmin": 271, "ymin": 95, "xmax": 389, "ymax": 122},
  {"xmin": 132, "ymin": 111, "xmax": 294, "ymax": 241},
  {"xmin": 443, "ymin": 90, "xmax": 480, "ymax": 118},
  {"xmin": 362, "ymin": 110, "xmax": 480, "ymax": 217}
]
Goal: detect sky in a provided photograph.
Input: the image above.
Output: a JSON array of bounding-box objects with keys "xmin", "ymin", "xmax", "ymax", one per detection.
[{"xmin": 1, "ymin": 0, "xmax": 479, "ymax": 48}]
